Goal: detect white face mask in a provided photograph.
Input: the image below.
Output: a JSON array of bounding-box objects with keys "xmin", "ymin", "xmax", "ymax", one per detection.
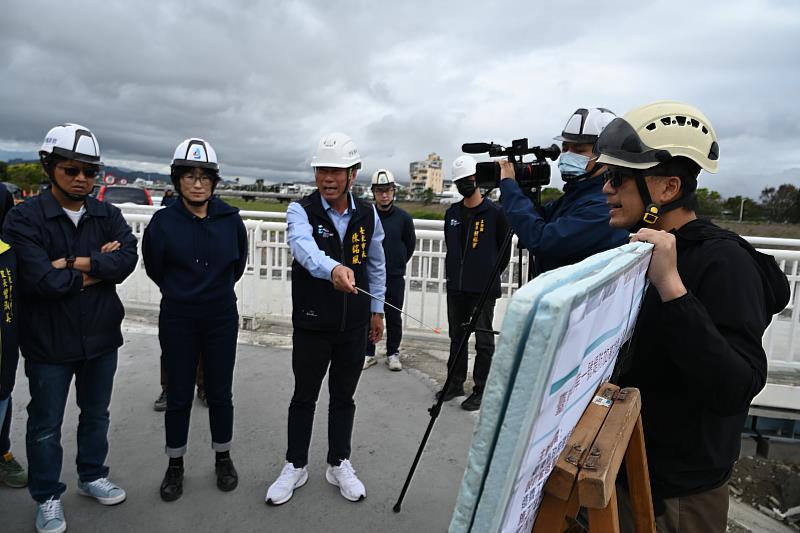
[{"xmin": 558, "ymin": 152, "xmax": 591, "ymax": 178}]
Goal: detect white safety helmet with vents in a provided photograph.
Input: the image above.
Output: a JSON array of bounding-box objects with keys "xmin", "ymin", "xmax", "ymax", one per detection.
[
  {"xmin": 554, "ymin": 108, "xmax": 616, "ymax": 144},
  {"xmin": 371, "ymin": 169, "xmax": 396, "ymax": 186},
  {"xmin": 171, "ymin": 138, "xmax": 219, "ymax": 171},
  {"xmin": 625, "ymin": 101, "xmax": 719, "ymax": 173},
  {"xmin": 452, "ymin": 155, "xmax": 477, "ymax": 182},
  {"xmin": 310, "ymin": 132, "xmax": 362, "ymax": 169},
  {"xmin": 39, "ymin": 123, "xmax": 102, "ymax": 165}
]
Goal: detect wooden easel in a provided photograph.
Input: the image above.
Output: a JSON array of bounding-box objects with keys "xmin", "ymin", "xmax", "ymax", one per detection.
[{"xmin": 532, "ymin": 383, "xmax": 656, "ymax": 533}]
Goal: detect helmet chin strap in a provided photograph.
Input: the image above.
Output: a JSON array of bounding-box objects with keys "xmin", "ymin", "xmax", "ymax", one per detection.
[{"xmin": 629, "ymin": 175, "xmax": 686, "ymax": 232}]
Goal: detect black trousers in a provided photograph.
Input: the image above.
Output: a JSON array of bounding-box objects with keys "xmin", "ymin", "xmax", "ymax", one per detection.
[
  {"xmin": 159, "ymin": 309, "xmax": 239, "ymax": 457},
  {"xmin": 365, "ymin": 275, "xmax": 405, "ymax": 357},
  {"xmin": 446, "ymin": 290, "xmax": 496, "ymax": 393},
  {"xmin": 287, "ymin": 326, "xmax": 367, "ymax": 468}
]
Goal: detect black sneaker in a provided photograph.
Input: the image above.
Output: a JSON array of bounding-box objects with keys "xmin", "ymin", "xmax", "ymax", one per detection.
[
  {"xmin": 160, "ymin": 465, "xmax": 184, "ymax": 502},
  {"xmin": 461, "ymin": 391, "xmax": 483, "ymax": 411},
  {"xmin": 435, "ymin": 384, "xmax": 465, "ymax": 402},
  {"xmin": 153, "ymin": 390, "xmax": 167, "ymax": 412},
  {"xmin": 197, "ymin": 387, "xmax": 208, "ymax": 408},
  {"xmin": 215, "ymin": 457, "xmax": 238, "ymax": 492}
]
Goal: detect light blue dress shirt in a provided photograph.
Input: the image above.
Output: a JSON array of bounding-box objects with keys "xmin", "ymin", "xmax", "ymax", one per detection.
[{"xmin": 287, "ymin": 193, "xmax": 386, "ymax": 313}]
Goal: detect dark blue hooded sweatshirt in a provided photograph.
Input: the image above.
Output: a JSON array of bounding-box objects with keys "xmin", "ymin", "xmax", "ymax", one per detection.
[{"xmin": 143, "ymin": 197, "xmax": 248, "ymax": 318}]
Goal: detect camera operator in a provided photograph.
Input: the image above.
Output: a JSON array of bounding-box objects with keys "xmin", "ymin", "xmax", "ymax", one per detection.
[
  {"xmin": 438, "ymin": 155, "xmax": 511, "ymax": 411},
  {"xmin": 498, "ymin": 108, "xmax": 629, "ymax": 274}
]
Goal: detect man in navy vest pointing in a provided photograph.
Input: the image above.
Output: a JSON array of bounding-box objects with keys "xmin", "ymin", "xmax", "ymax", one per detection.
[{"xmin": 266, "ymin": 132, "xmax": 386, "ymax": 506}]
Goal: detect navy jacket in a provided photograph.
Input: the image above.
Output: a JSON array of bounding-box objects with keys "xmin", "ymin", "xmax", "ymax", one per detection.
[
  {"xmin": 3, "ymin": 190, "xmax": 138, "ymax": 364},
  {"xmin": 500, "ymin": 176, "xmax": 629, "ymax": 274},
  {"xmin": 143, "ymin": 197, "xmax": 248, "ymax": 318},
  {"xmin": 0, "ymin": 240, "xmax": 18, "ymax": 399},
  {"xmin": 444, "ymin": 198, "xmax": 511, "ymax": 298},
  {"xmin": 376, "ymin": 205, "xmax": 415, "ymax": 278}
]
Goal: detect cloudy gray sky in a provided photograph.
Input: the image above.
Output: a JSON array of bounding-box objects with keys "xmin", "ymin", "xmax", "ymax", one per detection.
[{"xmin": 2, "ymin": 0, "xmax": 799, "ymax": 197}]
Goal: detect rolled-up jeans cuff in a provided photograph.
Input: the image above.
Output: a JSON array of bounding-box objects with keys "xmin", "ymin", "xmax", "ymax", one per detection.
[
  {"xmin": 212, "ymin": 440, "xmax": 231, "ymax": 452},
  {"xmin": 165, "ymin": 445, "xmax": 187, "ymax": 458}
]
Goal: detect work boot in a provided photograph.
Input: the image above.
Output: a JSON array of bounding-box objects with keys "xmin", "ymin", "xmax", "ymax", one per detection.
[
  {"xmin": 160, "ymin": 465, "xmax": 184, "ymax": 502},
  {"xmin": 386, "ymin": 354, "xmax": 402, "ymax": 371},
  {"xmin": 461, "ymin": 391, "xmax": 483, "ymax": 411},
  {"xmin": 215, "ymin": 456, "xmax": 238, "ymax": 492},
  {"xmin": 362, "ymin": 356, "xmax": 377, "ymax": 370},
  {"xmin": 435, "ymin": 383, "xmax": 465, "ymax": 402},
  {"xmin": 325, "ymin": 459, "xmax": 366, "ymax": 502},
  {"xmin": 266, "ymin": 462, "xmax": 308, "ymax": 505},
  {"xmin": 0, "ymin": 451, "xmax": 27, "ymax": 487},
  {"xmin": 35, "ymin": 497, "xmax": 66, "ymax": 533},
  {"xmin": 153, "ymin": 390, "xmax": 167, "ymax": 412}
]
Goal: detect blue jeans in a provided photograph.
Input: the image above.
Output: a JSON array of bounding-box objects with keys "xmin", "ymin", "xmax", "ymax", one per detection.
[{"xmin": 25, "ymin": 350, "xmax": 118, "ymax": 503}]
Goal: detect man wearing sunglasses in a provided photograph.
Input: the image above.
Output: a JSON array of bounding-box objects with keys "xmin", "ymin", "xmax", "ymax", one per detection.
[
  {"xmin": 498, "ymin": 107, "xmax": 629, "ymax": 276},
  {"xmin": 596, "ymin": 102, "xmax": 790, "ymax": 533},
  {"xmin": 3, "ymin": 123, "xmax": 138, "ymax": 533}
]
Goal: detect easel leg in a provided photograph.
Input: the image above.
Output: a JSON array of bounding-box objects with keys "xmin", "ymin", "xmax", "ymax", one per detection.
[
  {"xmin": 587, "ymin": 488, "xmax": 620, "ymax": 533},
  {"xmin": 624, "ymin": 416, "xmax": 655, "ymax": 533},
  {"xmin": 533, "ymin": 485, "xmax": 579, "ymax": 533}
]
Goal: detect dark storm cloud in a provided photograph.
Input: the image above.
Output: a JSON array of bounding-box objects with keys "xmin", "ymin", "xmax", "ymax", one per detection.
[{"xmin": 2, "ymin": 0, "xmax": 799, "ymax": 195}]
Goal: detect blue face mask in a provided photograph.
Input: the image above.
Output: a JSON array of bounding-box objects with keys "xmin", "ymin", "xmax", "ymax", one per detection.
[{"xmin": 558, "ymin": 152, "xmax": 591, "ymax": 178}]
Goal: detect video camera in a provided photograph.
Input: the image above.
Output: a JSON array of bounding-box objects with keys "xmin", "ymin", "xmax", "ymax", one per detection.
[{"xmin": 461, "ymin": 139, "xmax": 560, "ymax": 191}]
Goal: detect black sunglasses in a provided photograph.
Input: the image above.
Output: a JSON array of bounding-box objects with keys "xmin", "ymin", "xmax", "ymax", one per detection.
[
  {"xmin": 58, "ymin": 165, "xmax": 100, "ymax": 179},
  {"xmin": 603, "ymin": 169, "xmax": 643, "ymax": 188}
]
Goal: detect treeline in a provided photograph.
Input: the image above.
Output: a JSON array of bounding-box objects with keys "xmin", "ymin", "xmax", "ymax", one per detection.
[
  {"xmin": 0, "ymin": 161, "xmax": 170, "ymax": 192},
  {"xmin": 537, "ymin": 184, "xmax": 800, "ymax": 223}
]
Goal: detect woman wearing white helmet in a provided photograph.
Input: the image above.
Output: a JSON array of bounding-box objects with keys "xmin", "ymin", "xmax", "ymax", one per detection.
[{"xmin": 142, "ymin": 138, "xmax": 248, "ymax": 502}]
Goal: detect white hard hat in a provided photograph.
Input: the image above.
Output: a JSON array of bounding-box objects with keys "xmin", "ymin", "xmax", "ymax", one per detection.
[
  {"xmin": 452, "ymin": 155, "xmax": 477, "ymax": 182},
  {"xmin": 371, "ymin": 169, "xmax": 396, "ymax": 186},
  {"xmin": 39, "ymin": 123, "xmax": 102, "ymax": 165},
  {"xmin": 554, "ymin": 108, "xmax": 616, "ymax": 144},
  {"xmin": 310, "ymin": 132, "xmax": 362, "ymax": 169},
  {"xmin": 171, "ymin": 138, "xmax": 219, "ymax": 171}
]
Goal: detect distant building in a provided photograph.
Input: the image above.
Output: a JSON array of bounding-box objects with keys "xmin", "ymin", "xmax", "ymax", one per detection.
[{"xmin": 409, "ymin": 153, "xmax": 443, "ymax": 195}]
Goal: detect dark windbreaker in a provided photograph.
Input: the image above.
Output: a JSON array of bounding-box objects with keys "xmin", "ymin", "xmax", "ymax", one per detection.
[
  {"xmin": 616, "ymin": 218, "xmax": 790, "ymax": 501},
  {"xmin": 499, "ymin": 176, "xmax": 629, "ymax": 274},
  {"xmin": 142, "ymin": 197, "xmax": 248, "ymax": 318},
  {"xmin": 3, "ymin": 190, "xmax": 138, "ymax": 363}
]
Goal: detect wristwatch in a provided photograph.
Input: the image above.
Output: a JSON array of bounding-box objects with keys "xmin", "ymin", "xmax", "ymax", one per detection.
[
  {"xmin": 66, "ymin": 255, "xmax": 76, "ymax": 269},
  {"xmin": 372, "ymin": 312, "xmax": 385, "ymax": 318}
]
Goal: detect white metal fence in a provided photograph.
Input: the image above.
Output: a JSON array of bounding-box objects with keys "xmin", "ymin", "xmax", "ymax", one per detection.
[{"xmin": 117, "ymin": 210, "xmax": 800, "ymax": 370}]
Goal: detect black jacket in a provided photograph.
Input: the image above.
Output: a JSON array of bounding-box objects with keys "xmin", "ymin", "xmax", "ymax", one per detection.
[
  {"xmin": 291, "ymin": 191, "xmax": 375, "ymax": 331},
  {"xmin": 444, "ymin": 198, "xmax": 511, "ymax": 298},
  {"xmin": 0, "ymin": 240, "xmax": 18, "ymax": 400},
  {"xmin": 377, "ymin": 205, "xmax": 415, "ymax": 278},
  {"xmin": 3, "ymin": 190, "xmax": 138, "ymax": 363},
  {"xmin": 617, "ymin": 219, "xmax": 790, "ymax": 499},
  {"xmin": 143, "ymin": 197, "xmax": 248, "ymax": 318}
]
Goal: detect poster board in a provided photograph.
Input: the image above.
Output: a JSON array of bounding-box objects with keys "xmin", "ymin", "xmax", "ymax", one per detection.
[{"xmin": 450, "ymin": 242, "xmax": 652, "ymax": 533}]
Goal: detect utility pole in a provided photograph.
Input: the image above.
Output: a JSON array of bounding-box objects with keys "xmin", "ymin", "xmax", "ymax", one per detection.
[{"xmin": 739, "ymin": 196, "xmax": 744, "ymax": 222}]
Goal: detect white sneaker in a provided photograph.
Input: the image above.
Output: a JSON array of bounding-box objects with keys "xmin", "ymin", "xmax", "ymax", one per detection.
[
  {"xmin": 386, "ymin": 354, "xmax": 402, "ymax": 371},
  {"xmin": 362, "ymin": 356, "xmax": 377, "ymax": 370},
  {"xmin": 325, "ymin": 459, "xmax": 366, "ymax": 502},
  {"xmin": 265, "ymin": 462, "xmax": 308, "ymax": 505},
  {"xmin": 35, "ymin": 497, "xmax": 66, "ymax": 533}
]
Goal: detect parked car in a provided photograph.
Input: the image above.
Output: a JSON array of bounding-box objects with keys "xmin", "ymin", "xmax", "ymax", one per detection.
[
  {"xmin": 97, "ymin": 185, "xmax": 153, "ymax": 205},
  {"xmin": 1, "ymin": 182, "xmax": 24, "ymax": 204}
]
